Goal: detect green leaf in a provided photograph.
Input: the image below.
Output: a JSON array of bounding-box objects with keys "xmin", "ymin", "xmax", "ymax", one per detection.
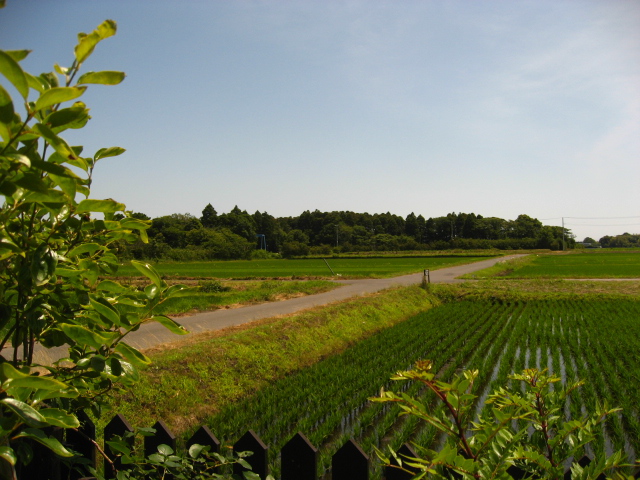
[
  {"xmin": 0, "ymin": 83, "xmax": 15, "ymax": 124},
  {"xmin": 75, "ymin": 20, "xmax": 117, "ymax": 64},
  {"xmin": 49, "ymin": 174, "xmax": 77, "ymax": 199},
  {"xmin": 458, "ymin": 379, "xmax": 470, "ymax": 393},
  {"xmin": 119, "ymin": 217, "xmax": 149, "ymax": 230},
  {"xmin": 4, "ymin": 50, "xmax": 30, "ymax": 62},
  {"xmin": 130, "ymin": 260, "xmax": 166, "ymax": 289},
  {"xmin": 31, "ymin": 123, "xmax": 77, "ymax": 160},
  {"xmin": 76, "ymin": 198, "xmax": 125, "ymax": 213},
  {"xmin": 31, "ymin": 244, "xmax": 57, "ymax": 286},
  {"xmin": 77, "ymin": 71, "xmax": 125, "ymax": 85},
  {"xmin": 5, "ymin": 375, "xmax": 69, "ymax": 392},
  {"xmin": 0, "ymin": 363, "xmax": 68, "ymax": 391},
  {"xmin": 0, "ymin": 118, "xmax": 12, "ymax": 143},
  {"xmin": 116, "ymin": 297, "xmax": 146, "ymax": 308},
  {"xmin": 157, "ymin": 444, "xmax": 174, "ymax": 456},
  {"xmin": 53, "ymin": 63, "xmax": 68, "ymax": 75},
  {"xmin": 25, "ymin": 71, "xmax": 46, "ymax": 93},
  {"xmin": 97, "ymin": 279, "xmax": 128, "ymax": 293},
  {"xmin": 151, "ymin": 315, "xmax": 188, "ymax": 335},
  {"xmin": 115, "ymin": 342, "xmax": 151, "ymax": 367},
  {"xmin": 163, "ymin": 284, "xmax": 195, "ymax": 299},
  {"xmin": 39, "ymin": 408, "xmax": 80, "ymax": 428},
  {"xmin": 0, "ymin": 237, "xmax": 22, "ymax": 255},
  {"xmin": 94, "ymin": 146, "xmax": 126, "ymax": 161},
  {"xmin": 34, "ymin": 86, "xmax": 86, "ymax": 112},
  {"xmin": 54, "ymin": 267, "xmax": 82, "ymax": 277},
  {"xmin": 1, "ymin": 398, "xmax": 48, "ymax": 428},
  {"xmin": 0, "ymin": 50, "xmax": 29, "ymax": 99},
  {"xmin": 23, "ymin": 189, "xmax": 68, "ymax": 203},
  {"xmin": 144, "ymin": 284, "xmax": 159, "ymax": 300},
  {"xmin": 89, "ymin": 296, "xmax": 122, "ymax": 325},
  {"xmin": 15, "ymin": 172, "xmax": 50, "ymax": 193},
  {"xmin": 30, "ymin": 158, "xmax": 81, "ymax": 178},
  {"xmin": 188, "ymin": 443, "xmax": 206, "ymax": 458},
  {"xmin": 0, "ymin": 446, "xmax": 17, "ymax": 466},
  {"xmin": 44, "ymin": 102, "xmax": 90, "ymax": 132},
  {"xmin": 13, "ymin": 428, "xmax": 74, "ymax": 457},
  {"xmin": 68, "ymin": 243, "xmax": 103, "ymax": 257},
  {"xmin": 59, "ymin": 323, "xmax": 117, "ymax": 350},
  {"xmin": 96, "ymin": 19, "xmax": 118, "ymax": 39}
]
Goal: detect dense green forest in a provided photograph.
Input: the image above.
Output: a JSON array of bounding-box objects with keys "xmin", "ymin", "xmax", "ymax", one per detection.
[
  {"xmin": 598, "ymin": 232, "xmax": 640, "ymax": 248},
  {"xmin": 119, "ymin": 206, "xmax": 588, "ymax": 261}
]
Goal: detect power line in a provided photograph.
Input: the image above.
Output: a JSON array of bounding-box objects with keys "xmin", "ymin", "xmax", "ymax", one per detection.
[
  {"xmin": 563, "ymin": 216, "xmax": 640, "ymax": 220},
  {"xmin": 566, "ymin": 223, "xmax": 640, "ymax": 227}
]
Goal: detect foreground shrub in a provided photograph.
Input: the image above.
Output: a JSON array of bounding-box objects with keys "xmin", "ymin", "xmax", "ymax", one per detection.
[
  {"xmin": 0, "ymin": 14, "xmax": 191, "ymax": 478},
  {"xmin": 374, "ymin": 361, "xmax": 637, "ymax": 479}
]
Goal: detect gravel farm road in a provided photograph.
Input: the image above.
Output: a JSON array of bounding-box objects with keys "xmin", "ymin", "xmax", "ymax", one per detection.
[{"xmin": 31, "ymin": 254, "xmax": 524, "ymax": 365}]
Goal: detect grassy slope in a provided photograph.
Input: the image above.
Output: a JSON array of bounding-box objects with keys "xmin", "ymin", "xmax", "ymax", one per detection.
[{"xmin": 108, "ymin": 285, "xmax": 436, "ymax": 435}]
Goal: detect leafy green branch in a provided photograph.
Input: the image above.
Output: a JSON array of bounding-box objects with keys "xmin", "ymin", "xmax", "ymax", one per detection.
[
  {"xmin": 372, "ymin": 362, "xmax": 636, "ymax": 479},
  {"xmin": 0, "ymin": 12, "xmax": 197, "ymax": 478}
]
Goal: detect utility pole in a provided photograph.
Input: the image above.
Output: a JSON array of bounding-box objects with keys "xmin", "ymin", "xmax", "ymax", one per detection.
[{"xmin": 562, "ymin": 218, "xmax": 565, "ymax": 251}]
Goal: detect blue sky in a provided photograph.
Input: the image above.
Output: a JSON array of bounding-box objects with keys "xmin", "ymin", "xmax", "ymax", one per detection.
[{"xmin": 2, "ymin": 0, "xmax": 639, "ymax": 241}]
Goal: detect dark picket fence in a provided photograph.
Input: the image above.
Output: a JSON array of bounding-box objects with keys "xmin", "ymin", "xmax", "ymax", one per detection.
[{"xmin": 15, "ymin": 412, "xmax": 639, "ymax": 480}]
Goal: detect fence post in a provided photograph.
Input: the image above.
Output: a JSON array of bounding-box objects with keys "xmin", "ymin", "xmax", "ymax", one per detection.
[
  {"xmin": 187, "ymin": 425, "xmax": 220, "ymax": 453},
  {"xmin": 64, "ymin": 410, "xmax": 96, "ymax": 480},
  {"xmin": 332, "ymin": 438, "xmax": 369, "ymax": 480},
  {"xmin": 144, "ymin": 419, "xmax": 176, "ymax": 458},
  {"xmin": 103, "ymin": 414, "xmax": 134, "ymax": 479},
  {"xmin": 187, "ymin": 425, "xmax": 221, "ymax": 474},
  {"xmin": 233, "ymin": 430, "xmax": 268, "ymax": 479},
  {"xmin": 281, "ymin": 432, "xmax": 318, "ymax": 480}
]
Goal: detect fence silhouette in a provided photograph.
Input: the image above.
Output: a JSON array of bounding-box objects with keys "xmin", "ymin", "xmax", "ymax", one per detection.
[{"xmin": 15, "ymin": 411, "xmax": 637, "ymax": 480}]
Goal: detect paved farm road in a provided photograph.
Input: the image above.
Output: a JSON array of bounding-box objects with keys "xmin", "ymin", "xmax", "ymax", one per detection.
[{"xmin": 32, "ymin": 255, "xmax": 523, "ymax": 365}]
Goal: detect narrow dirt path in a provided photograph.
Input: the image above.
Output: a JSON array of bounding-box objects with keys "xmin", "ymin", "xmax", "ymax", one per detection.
[{"xmin": 32, "ymin": 255, "xmax": 523, "ymax": 364}]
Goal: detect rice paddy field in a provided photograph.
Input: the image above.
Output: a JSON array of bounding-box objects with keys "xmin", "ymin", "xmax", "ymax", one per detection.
[
  {"xmin": 115, "ymin": 250, "xmax": 640, "ymax": 478},
  {"xmin": 198, "ymin": 294, "xmax": 640, "ymax": 478},
  {"xmin": 115, "ymin": 255, "xmax": 493, "ymax": 279},
  {"xmin": 501, "ymin": 250, "xmax": 640, "ymax": 278}
]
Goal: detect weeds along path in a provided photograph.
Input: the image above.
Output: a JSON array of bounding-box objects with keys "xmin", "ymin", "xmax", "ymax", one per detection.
[{"xmin": 32, "ymin": 255, "xmax": 525, "ymax": 365}]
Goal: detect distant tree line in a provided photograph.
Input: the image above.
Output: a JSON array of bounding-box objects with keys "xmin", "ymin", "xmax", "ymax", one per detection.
[
  {"xmin": 119, "ymin": 206, "xmax": 580, "ymax": 261},
  {"xmin": 598, "ymin": 233, "xmax": 640, "ymax": 248}
]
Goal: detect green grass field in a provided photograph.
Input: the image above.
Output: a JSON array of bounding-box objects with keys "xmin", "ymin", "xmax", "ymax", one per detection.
[
  {"xmin": 116, "ymin": 255, "xmax": 493, "ymax": 279},
  {"xmin": 502, "ymin": 251, "xmax": 640, "ymax": 278}
]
